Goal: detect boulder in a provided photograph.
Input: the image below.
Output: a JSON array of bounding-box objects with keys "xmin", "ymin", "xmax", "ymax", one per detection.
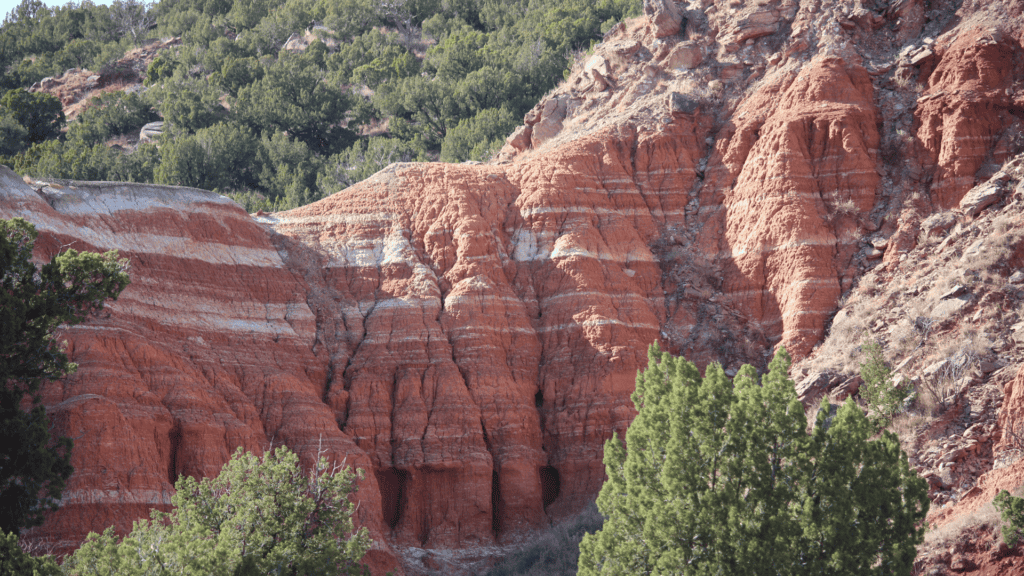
[
  {"xmin": 666, "ymin": 42, "xmax": 702, "ymax": 69},
  {"xmin": 796, "ymin": 372, "xmax": 839, "ymax": 407},
  {"xmin": 643, "ymin": 0, "xmax": 682, "ymax": 37},
  {"xmin": 920, "ymin": 212, "xmax": 957, "ymax": 237},
  {"xmin": 668, "ymin": 92, "xmax": 700, "ymax": 116},
  {"xmin": 830, "ymin": 376, "xmax": 863, "ymax": 401},
  {"xmin": 506, "ymin": 125, "xmax": 532, "ymax": 151},
  {"xmin": 959, "ymin": 180, "xmax": 1006, "ymax": 217},
  {"xmin": 529, "ymin": 96, "xmax": 567, "ymax": 147},
  {"xmin": 139, "ymin": 121, "xmax": 165, "ymax": 142}
]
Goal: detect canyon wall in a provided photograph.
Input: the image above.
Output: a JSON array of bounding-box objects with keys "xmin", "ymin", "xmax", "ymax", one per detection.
[{"xmin": 3, "ymin": 0, "xmax": 1024, "ymax": 573}]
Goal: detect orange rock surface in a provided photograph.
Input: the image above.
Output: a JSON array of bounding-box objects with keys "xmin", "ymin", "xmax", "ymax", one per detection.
[
  {"xmin": 3, "ymin": 0, "xmax": 1024, "ymax": 573},
  {"xmin": 915, "ymin": 28, "xmax": 1024, "ymax": 209}
]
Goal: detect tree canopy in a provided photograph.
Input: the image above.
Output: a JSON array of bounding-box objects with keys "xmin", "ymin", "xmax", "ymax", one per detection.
[
  {"xmin": 0, "ymin": 217, "xmax": 130, "ymax": 535},
  {"xmin": 0, "ymin": 530, "xmax": 61, "ymax": 576},
  {"xmin": 578, "ymin": 344, "xmax": 930, "ymax": 576},
  {"xmin": 63, "ymin": 446, "xmax": 372, "ymax": 576},
  {"xmin": 1, "ymin": 0, "xmax": 641, "ymax": 211}
]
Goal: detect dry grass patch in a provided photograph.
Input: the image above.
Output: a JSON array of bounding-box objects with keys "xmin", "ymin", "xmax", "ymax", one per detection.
[
  {"xmin": 922, "ymin": 500, "xmax": 1002, "ymax": 552},
  {"xmin": 890, "ymin": 320, "xmax": 919, "ymax": 356},
  {"xmin": 889, "ymin": 411, "xmax": 930, "ymax": 447}
]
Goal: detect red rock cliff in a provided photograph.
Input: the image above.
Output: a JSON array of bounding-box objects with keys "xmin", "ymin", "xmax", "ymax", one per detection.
[{"xmin": 3, "ymin": 0, "xmax": 1024, "ymax": 572}]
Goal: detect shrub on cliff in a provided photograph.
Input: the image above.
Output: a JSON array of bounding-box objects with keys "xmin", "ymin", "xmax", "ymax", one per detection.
[
  {"xmin": 64, "ymin": 446, "xmax": 372, "ymax": 576},
  {"xmin": 578, "ymin": 344, "xmax": 929, "ymax": 576},
  {"xmin": 0, "ymin": 218, "xmax": 130, "ymax": 535},
  {"xmin": 994, "ymin": 489, "xmax": 1024, "ymax": 547},
  {"xmin": 3, "ymin": 0, "xmax": 642, "ymax": 205},
  {"xmin": 859, "ymin": 340, "xmax": 911, "ymax": 428}
]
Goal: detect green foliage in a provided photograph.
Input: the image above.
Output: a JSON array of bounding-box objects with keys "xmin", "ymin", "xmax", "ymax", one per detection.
[
  {"xmin": 215, "ymin": 55, "xmax": 264, "ymax": 96},
  {"xmin": 994, "ymin": 489, "xmax": 1024, "ymax": 547},
  {"xmin": 1, "ymin": 0, "xmax": 123, "ymax": 89},
  {"xmin": 0, "ymin": 530, "xmax": 61, "ymax": 576},
  {"xmin": 233, "ymin": 48, "xmax": 354, "ymax": 154},
  {"xmin": 317, "ymin": 137, "xmax": 421, "ymax": 192},
  {"xmin": 0, "ymin": 89, "xmax": 65, "ymax": 144},
  {"xmin": 64, "ymin": 446, "xmax": 372, "ymax": 576},
  {"xmin": 256, "ymin": 130, "xmax": 322, "ymax": 204},
  {"xmin": 3, "ymin": 0, "xmax": 641, "ymax": 207},
  {"xmin": 66, "ymin": 91, "xmax": 159, "ymax": 145},
  {"xmin": 859, "ymin": 340, "xmax": 911, "ymax": 427},
  {"xmin": 440, "ymin": 106, "xmax": 517, "ymax": 162},
  {"xmin": 154, "ymin": 122, "xmax": 260, "ymax": 191},
  {"xmin": 13, "ymin": 139, "xmax": 159, "ymax": 183},
  {"xmin": 143, "ymin": 54, "xmax": 175, "ymax": 85},
  {"xmin": 330, "ymin": 30, "xmax": 419, "ymax": 89},
  {"xmin": 315, "ymin": 0, "xmax": 379, "ymax": 41},
  {"xmin": 148, "ymin": 75, "xmax": 225, "ymax": 132},
  {"xmin": 0, "ymin": 112, "xmax": 29, "ymax": 157},
  {"xmin": 0, "ymin": 218, "xmax": 130, "ymax": 535},
  {"xmin": 578, "ymin": 344, "xmax": 930, "ymax": 576},
  {"xmin": 15, "ymin": 139, "xmax": 118, "ymax": 181}
]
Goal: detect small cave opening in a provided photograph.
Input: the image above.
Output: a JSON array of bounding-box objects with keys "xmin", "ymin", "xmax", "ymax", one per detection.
[
  {"xmin": 534, "ymin": 389, "xmax": 543, "ymax": 408},
  {"xmin": 491, "ymin": 469, "xmax": 502, "ymax": 536},
  {"xmin": 540, "ymin": 466, "xmax": 560, "ymax": 509},
  {"xmin": 375, "ymin": 467, "xmax": 408, "ymax": 530},
  {"xmin": 167, "ymin": 423, "xmax": 182, "ymax": 484}
]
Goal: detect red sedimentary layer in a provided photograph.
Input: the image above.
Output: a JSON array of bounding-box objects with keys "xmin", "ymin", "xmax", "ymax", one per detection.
[{"xmin": 2, "ymin": 4, "xmax": 1024, "ymax": 574}]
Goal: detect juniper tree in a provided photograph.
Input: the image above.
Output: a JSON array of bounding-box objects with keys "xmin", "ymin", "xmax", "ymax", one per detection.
[
  {"xmin": 65, "ymin": 446, "xmax": 372, "ymax": 576},
  {"xmin": 578, "ymin": 344, "xmax": 929, "ymax": 576},
  {"xmin": 0, "ymin": 217, "xmax": 129, "ymax": 534}
]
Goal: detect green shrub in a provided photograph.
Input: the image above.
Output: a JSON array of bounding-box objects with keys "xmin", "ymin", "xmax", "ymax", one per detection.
[
  {"xmin": 0, "ymin": 531, "xmax": 61, "ymax": 576},
  {"xmin": 0, "ymin": 113, "xmax": 29, "ymax": 157},
  {"xmin": 0, "ymin": 217, "xmax": 129, "ymax": 535},
  {"xmin": 63, "ymin": 446, "xmax": 372, "ymax": 576},
  {"xmin": 860, "ymin": 340, "xmax": 912, "ymax": 427},
  {"xmin": 440, "ymin": 106, "xmax": 517, "ymax": 162},
  {"xmin": 995, "ymin": 489, "xmax": 1024, "ymax": 547},
  {"xmin": 66, "ymin": 91, "xmax": 159, "ymax": 145},
  {"xmin": 0, "ymin": 88, "xmax": 64, "ymax": 144}
]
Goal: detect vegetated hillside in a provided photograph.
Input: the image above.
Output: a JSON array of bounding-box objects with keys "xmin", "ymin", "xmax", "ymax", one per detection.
[
  {"xmin": 3, "ymin": 0, "xmax": 1024, "ymax": 574},
  {"xmin": 0, "ymin": 0, "xmax": 641, "ymax": 210}
]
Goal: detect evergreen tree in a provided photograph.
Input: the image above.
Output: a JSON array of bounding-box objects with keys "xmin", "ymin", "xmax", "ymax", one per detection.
[
  {"xmin": 994, "ymin": 489, "xmax": 1024, "ymax": 547},
  {"xmin": 64, "ymin": 446, "xmax": 372, "ymax": 576},
  {"xmin": 0, "ymin": 89, "xmax": 65, "ymax": 144},
  {"xmin": 859, "ymin": 340, "xmax": 911, "ymax": 428},
  {"xmin": 578, "ymin": 344, "xmax": 929, "ymax": 576},
  {"xmin": 0, "ymin": 530, "xmax": 61, "ymax": 576},
  {"xmin": 0, "ymin": 218, "xmax": 130, "ymax": 535}
]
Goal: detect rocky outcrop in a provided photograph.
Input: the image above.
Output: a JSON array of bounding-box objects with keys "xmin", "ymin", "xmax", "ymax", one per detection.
[
  {"xmin": 138, "ymin": 121, "xmax": 164, "ymax": 142},
  {"xmin": 915, "ymin": 28, "xmax": 1024, "ymax": 209},
  {"xmin": 642, "ymin": 0, "xmax": 683, "ymax": 38},
  {"xmin": 29, "ymin": 38, "xmax": 181, "ymax": 120}
]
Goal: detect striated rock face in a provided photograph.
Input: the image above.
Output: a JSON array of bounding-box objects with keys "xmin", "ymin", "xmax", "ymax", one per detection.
[
  {"xmin": 696, "ymin": 55, "xmax": 880, "ymax": 358},
  {"xmin": 915, "ymin": 29, "xmax": 1024, "ymax": 209},
  {"xmin": 4, "ymin": 0, "xmax": 1024, "ymax": 573},
  {"xmin": 0, "ymin": 169, "xmax": 397, "ymax": 574}
]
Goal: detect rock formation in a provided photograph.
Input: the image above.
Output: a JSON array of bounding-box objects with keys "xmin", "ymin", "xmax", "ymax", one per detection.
[{"xmin": 4, "ymin": 0, "xmax": 1024, "ymax": 573}]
